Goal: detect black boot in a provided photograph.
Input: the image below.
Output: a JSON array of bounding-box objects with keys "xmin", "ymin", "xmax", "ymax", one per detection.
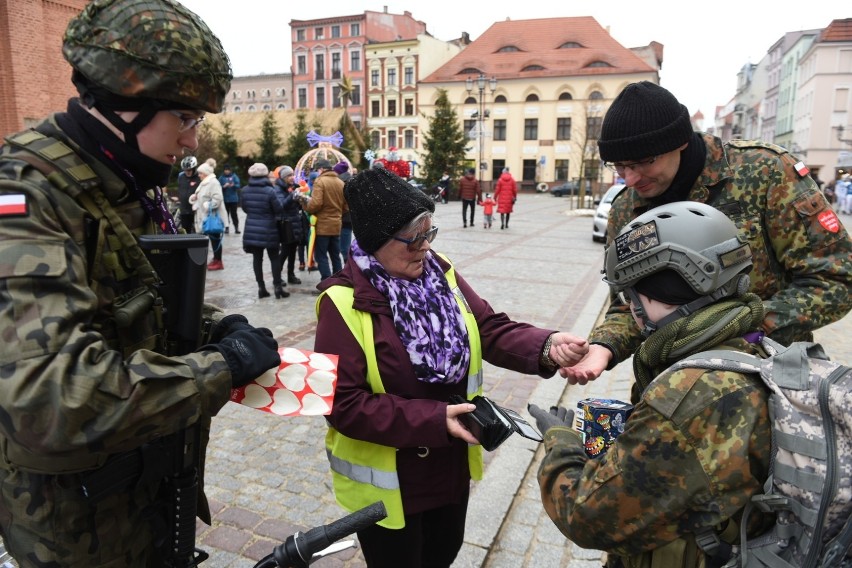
[
  {"xmin": 274, "ymin": 283, "xmax": 290, "ymax": 299},
  {"xmin": 288, "ymin": 273, "xmax": 302, "ymax": 285},
  {"xmin": 258, "ymin": 283, "xmax": 270, "ymax": 299}
]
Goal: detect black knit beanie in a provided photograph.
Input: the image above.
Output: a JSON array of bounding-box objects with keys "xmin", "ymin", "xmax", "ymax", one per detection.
[
  {"xmin": 345, "ymin": 168, "xmax": 435, "ymax": 254},
  {"xmin": 598, "ymin": 81, "xmax": 693, "ymax": 162}
]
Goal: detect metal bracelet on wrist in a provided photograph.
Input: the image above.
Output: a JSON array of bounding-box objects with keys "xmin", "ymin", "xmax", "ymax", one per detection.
[{"xmin": 540, "ymin": 333, "xmax": 558, "ymax": 371}]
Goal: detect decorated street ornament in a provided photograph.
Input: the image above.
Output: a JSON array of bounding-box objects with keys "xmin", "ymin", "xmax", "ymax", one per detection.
[
  {"xmin": 374, "ymin": 146, "xmax": 411, "ymax": 178},
  {"xmin": 294, "ymin": 130, "xmax": 351, "ymax": 183}
]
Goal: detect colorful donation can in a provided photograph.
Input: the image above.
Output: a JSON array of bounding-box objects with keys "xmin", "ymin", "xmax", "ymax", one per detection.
[{"xmin": 573, "ymin": 398, "xmax": 634, "ymax": 458}]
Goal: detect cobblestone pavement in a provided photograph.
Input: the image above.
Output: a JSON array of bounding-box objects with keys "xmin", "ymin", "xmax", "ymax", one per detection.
[{"xmin": 4, "ymin": 197, "xmax": 848, "ymax": 568}]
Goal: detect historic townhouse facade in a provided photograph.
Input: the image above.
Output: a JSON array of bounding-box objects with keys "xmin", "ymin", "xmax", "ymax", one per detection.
[
  {"xmin": 223, "ymin": 73, "xmax": 293, "ymax": 114},
  {"xmin": 365, "ymin": 34, "xmax": 465, "ymax": 173},
  {"xmin": 795, "ymin": 19, "xmax": 852, "ymax": 178},
  {"xmin": 289, "ymin": 9, "xmax": 426, "ymax": 132},
  {"xmin": 419, "ymin": 17, "xmax": 662, "ymax": 190}
]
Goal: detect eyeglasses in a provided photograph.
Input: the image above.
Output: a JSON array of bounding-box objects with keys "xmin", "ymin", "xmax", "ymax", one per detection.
[
  {"xmin": 392, "ymin": 226, "xmax": 439, "ymax": 251},
  {"xmin": 168, "ymin": 110, "xmax": 206, "ymax": 133},
  {"xmin": 603, "ymin": 156, "xmax": 658, "ymax": 176}
]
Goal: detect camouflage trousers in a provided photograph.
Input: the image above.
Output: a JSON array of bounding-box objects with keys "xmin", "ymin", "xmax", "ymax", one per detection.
[{"xmin": 0, "ymin": 467, "xmax": 164, "ymax": 567}]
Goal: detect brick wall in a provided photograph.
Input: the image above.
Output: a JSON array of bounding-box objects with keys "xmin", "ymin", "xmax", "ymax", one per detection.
[{"xmin": 0, "ymin": 0, "xmax": 87, "ymax": 138}]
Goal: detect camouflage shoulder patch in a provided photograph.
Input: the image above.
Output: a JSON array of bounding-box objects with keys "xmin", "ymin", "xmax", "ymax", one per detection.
[{"xmin": 726, "ymin": 139, "xmax": 788, "ymax": 155}]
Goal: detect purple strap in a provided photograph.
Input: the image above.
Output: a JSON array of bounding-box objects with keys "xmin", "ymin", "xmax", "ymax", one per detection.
[{"xmin": 743, "ymin": 331, "xmax": 765, "ymax": 344}]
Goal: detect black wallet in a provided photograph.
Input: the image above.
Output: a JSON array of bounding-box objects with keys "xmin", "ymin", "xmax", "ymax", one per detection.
[{"xmin": 450, "ymin": 394, "xmax": 543, "ymax": 451}]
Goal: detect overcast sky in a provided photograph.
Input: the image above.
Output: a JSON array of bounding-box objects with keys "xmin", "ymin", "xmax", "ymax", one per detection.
[{"xmin": 180, "ymin": 0, "xmax": 846, "ymax": 121}]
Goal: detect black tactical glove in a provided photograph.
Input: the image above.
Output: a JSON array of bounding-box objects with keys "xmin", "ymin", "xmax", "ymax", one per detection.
[
  {"xmin": 527, "ymin": 404, "xmax": 574, "ymax": 434},
  {"xmin": 206, "ymin": 326, "xmax": 280, "ymax": 388},
  {"xmin": 209, "ymin": 313, "xmax": 253, "ymax": 344}
]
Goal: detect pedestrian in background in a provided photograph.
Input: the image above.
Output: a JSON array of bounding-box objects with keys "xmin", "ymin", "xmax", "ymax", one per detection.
[
  {"xmin": 299, "ymin": 159, "xmax": 347, "ymax": 281},
  {"xmin": 192, "ymin": 160, "xmax": 227, "ymax": 270},
  {"xmin": 334, "ymin": 161, "xmax": 354, "ymax": 260},
  {"xmin": 177, "ymin": 155, "xmax": 200, "ymax": 232},
  {"xmin": 494, "ymin": 167, "xmax": 518, "ymax": 229},
  {"xmin": 241, "ymin": 162, "xmax": 288, "ymax": 299},
  {"xmin": 273, "ymin": 165, "xmax": 304, "ymax": 285},
  {"xmin": 0, "ymin": 0, "xmax": 282, "ymax": 564},
  {"xmin": 480, "ymin": 192, "xmax": 496, "ymax": 228},
  {"xmin": 839, "ymin": 173, "xmax": 852, "ymax": 214},
  {"xmin": 219, "ymin": 163, "xmax": 241, "ymax": 234},
  {"xmin": 458, "ymin": 167, "xmax": 481, "ymax": 228},
  {"xmin": 437, "ymin": 171, "xmax": 451, "ymax": 204},
  {"xmin": 314, "ymin": 168, "xmax": 589, "ymax": 568},
  {"xmin": 563, "ymin": 81, "xmax": 852, "ymax": 385}
]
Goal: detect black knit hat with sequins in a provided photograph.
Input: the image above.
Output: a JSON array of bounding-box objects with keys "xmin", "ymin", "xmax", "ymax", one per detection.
[
  {"xmin": 345, "ymin": 168, "xmax": 435, "ymax": 254},
  {"xmin": 598, "ymin": 81, "xmax": 693, "ymax": 162}
]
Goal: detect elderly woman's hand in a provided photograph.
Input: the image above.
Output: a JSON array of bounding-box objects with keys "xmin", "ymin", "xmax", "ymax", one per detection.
[
  {"xmin": 447, "ymin": 402, "xmax": 479, "ymax": 445},
  {"xmin": 548, "ymin": 332, "xmax": 589, "ymax": 367}
]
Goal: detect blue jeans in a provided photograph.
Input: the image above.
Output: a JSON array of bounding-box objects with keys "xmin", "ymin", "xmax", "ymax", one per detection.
[
  {"xmin": 340, "ymin": 225, "xmax": 353, "ymax": 261},
  {"xmin": 314, "ymin": 235, "xmax": 342, "ymax": 279}
]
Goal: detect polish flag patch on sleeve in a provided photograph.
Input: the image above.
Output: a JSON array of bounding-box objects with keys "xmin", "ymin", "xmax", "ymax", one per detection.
[
  {"xmin": 0, "ymin": 194, "xmax": 28, "ymax": 216},
  {"xmin": 794, "ymin": 161, "xmax": 810, "ymax": 178}
]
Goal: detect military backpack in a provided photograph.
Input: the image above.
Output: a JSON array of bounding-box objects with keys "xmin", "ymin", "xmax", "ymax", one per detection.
[{"xmin": 666, "ymin": 337, "xmax": 852, "ymax": 567}]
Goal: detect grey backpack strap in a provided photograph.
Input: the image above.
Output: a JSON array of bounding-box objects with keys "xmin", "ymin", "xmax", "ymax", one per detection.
[{"xmin": 666, "ymin": 349, "xmax": 762, "ymax": 375}]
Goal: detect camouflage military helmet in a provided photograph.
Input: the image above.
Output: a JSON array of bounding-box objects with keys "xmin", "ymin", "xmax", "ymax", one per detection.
[
  {"xmin": 604, "ymin": 202, "xmax": 753, "ymax": 300},
  {"xmin": 63, "ymin": 0, "xmax": 232, "ymax": 113}
]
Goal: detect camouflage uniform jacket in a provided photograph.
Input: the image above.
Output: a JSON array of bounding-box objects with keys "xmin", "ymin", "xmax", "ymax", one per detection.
[
  {"xmin": 591, "ymin": 134, "xmax": 852, "ymax": 365},
  {"xmin": 0, "ymin": 116, "xmax": 233, "ymax": 561},
  {"xmin": 537, "ymin": 338, "xmax": 772, "ymax": 567}
]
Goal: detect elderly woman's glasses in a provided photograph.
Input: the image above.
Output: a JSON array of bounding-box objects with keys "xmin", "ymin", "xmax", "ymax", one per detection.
[{"xmin": 392, "ymin": 227, "xmax": 439, "ymax": 251}]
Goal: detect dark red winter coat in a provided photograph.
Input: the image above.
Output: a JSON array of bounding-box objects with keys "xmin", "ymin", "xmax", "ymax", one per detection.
[{"xmin": 458, "ymin": 173, "xmax": 481, "ymax": 201}]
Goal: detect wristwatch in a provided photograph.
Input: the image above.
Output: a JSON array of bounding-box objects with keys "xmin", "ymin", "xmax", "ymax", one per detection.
[{"xmin": 539, "ymin": 333, "xmax": 558, "ymax": 372}]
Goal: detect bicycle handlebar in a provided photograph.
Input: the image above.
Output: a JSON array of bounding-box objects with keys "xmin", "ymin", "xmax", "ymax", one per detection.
[{"xmin": 254, "ymin": 501, "xmax": 387, "ymax": 568}]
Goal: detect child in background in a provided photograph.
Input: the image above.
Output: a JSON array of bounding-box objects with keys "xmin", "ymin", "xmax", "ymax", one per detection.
[{"xmin": 481, "ymin": 193, "xmax": 497, "ymax": 228}]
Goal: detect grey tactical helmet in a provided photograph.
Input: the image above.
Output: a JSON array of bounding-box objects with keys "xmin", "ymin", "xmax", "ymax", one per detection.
[
  {"xmin": 63, "ymin": 0, "xmax": 233, "ymax": 114},
  {"xmin": 604, "ymin": 201, "xmax": 752, "ymax": 305}
]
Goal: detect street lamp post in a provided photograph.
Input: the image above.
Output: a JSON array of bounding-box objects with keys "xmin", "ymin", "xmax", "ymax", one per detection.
[{"xmin": 466, "ymin": 73, "xmax": 497, "ymax": 191}]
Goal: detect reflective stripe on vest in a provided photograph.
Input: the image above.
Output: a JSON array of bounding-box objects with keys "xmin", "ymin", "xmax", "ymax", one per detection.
[{"xmin": 316, "ymin": 258, "xmax": 483, "ymax": 529}]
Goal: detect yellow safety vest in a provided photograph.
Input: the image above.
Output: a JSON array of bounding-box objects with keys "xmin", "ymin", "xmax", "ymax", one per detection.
[{"xmin": 316, "ymin": 259, "xmax": 483, "ymax": 529}]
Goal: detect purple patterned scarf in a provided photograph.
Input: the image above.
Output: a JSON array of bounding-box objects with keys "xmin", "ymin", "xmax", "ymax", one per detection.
[{"xmin": 351, "ymin": 241, "xmax": 471, "ymax": 384}]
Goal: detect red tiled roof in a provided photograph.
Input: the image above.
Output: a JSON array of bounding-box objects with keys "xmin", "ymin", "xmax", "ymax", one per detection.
[
  {"xmin": 819, "ymin": 18, "xmax": 852, "ymax": 42},
  {"xmin": 421, "ymin": 16, "xmax": 656, "ymax": 83}
]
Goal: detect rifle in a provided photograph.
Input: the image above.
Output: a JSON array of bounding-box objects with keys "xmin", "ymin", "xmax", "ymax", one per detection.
[{"xmin": 140, "ymin": 234, "xmax": 210, "ymax": 566}]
